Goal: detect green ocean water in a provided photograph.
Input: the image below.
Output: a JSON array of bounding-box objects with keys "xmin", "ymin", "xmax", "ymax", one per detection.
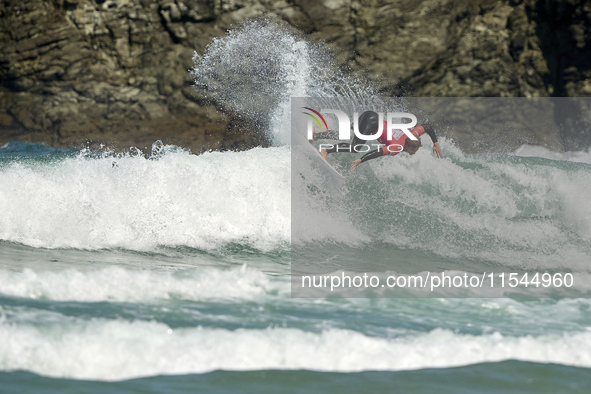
[
  {"xmin": 1, "ymin": 141, "xmax": 591, "ymax": 392},
  {"xmin": 2, "ymin": 361, "xmax": 590, "ymax": 394}
]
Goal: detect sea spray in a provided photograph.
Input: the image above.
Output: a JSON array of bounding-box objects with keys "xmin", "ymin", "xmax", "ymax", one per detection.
[{"xmin": 190, "ymin": 18, "xmax": 374, "ymax": 146}]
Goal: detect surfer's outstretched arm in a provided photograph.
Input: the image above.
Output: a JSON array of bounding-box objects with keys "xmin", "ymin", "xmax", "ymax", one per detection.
[
  {"xmin": 432, "ymin": 141, "xmax": 443, "ymax": 158},
  {"xmin": 351, "ymin": 148, "xmax": 388, "ymax": 170},
  {"xmin": 423, "ymin": 124, "xmax": 443, "ymax": 158}
]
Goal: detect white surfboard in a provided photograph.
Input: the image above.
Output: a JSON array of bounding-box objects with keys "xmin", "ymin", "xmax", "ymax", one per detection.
[{"xmin": 307, "ymin": 144, "xmax": 346, "ymax": 188}]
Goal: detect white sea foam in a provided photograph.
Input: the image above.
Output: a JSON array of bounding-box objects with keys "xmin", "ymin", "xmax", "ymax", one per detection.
[
  {"xmin": 514, "ymin": 144, "xmax": 591, "ymax": 165},
  {"xmin": 0, "ymin": 265, "xmax": 287, "ymax": 302},
  {"xmin": 3, "ymin": 265, "xmax": 591, "ymax": 302},
  {"xmin": 0, "ymin": 147, "xmax": 290, "ymax": 251},
  {"xmin": 363, "ymin": 138, "xmax": 591, "ymax": 269},
  {"xmin": 2, "ymin": 138, "xmax": 591, "ymax": 271},
  {"xmin": 1, "ymin": 317, "xmax": 590, "ymax": 381},
  {"xmin": 2, "ymin": 136, "xmax": 591, "ymax": 273}
]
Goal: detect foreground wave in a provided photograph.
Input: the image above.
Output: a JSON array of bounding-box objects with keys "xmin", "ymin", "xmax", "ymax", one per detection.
[{"xmin": 1, "ymin": 311, "xmax": 590, "ymax": 380}]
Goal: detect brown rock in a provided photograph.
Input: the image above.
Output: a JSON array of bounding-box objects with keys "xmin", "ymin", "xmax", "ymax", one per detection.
[{"xmin": 0, "ymin": 0, "xmax": 590, "ymax": 153}]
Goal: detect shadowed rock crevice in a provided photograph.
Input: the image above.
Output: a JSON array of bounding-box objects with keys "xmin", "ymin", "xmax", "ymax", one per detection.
[{"xmin": 525, "ymin": 0, "xmax": 591, "ymax": 151}]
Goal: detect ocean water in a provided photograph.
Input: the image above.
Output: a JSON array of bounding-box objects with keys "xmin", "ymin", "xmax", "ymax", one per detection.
[
  {"xmin": 2, "ymin": 19, "xmax": 591, "ymax": 393},
  {"xmin": 1, "ymin": 140, "xmax": 591, "ymax": 393}
]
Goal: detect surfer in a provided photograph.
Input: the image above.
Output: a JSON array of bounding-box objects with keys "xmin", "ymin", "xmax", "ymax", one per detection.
[{"xmin": 315, "ymin": 111, "xmax": 443, "ymax": 170}]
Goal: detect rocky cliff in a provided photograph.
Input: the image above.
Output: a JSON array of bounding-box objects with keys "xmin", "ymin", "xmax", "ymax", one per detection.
[{"xmin": 1, "ymin": 0, "xmax": 590, "ymax": 153}]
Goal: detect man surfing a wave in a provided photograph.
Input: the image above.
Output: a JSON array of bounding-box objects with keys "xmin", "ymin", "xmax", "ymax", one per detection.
[{"xmin": 315, "ymin": 111, "xmax": 443, "ymax": 170}]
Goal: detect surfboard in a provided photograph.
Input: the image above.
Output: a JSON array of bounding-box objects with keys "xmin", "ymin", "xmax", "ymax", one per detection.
[{"xmin": 308, "ymin": 144, "xmax": 346, "ymax": 188}]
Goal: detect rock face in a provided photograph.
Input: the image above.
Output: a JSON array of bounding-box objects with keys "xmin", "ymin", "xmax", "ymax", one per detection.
[{"xmin": 1, "ymin": 0, "xmax": 590, "ymax": 153}]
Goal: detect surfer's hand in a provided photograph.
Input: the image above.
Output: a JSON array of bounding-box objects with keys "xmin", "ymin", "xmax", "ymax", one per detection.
[
  {"xmin": 351, "ymin": 159, "xmax": 362, "ymax": 170},
  {"xmin": 433, "ymin": 142, "xmax": 443, "ymax": 158}
]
